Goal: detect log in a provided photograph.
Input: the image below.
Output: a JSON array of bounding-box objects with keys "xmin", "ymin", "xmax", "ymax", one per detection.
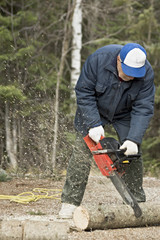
[
  {"xmin": 0, "ymin": 219, "xmax": 69, "ymax": 240},
  {"xmin": 73, "ymin": 202, "xmax": 160, "ymax": 230}
]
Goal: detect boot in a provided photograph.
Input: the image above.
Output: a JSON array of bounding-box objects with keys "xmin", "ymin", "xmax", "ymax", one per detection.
[{"xmin": 58, "ymin": 203, "xmax": 77, "ymax": 219}]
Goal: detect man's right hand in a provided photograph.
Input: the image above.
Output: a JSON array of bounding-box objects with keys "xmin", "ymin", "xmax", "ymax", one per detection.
[
  {"xmin": 88, "ymin": 125, "xmax": 104, "ymax": 143},
  {"xmin": 120, "ymin": 140, "xmax": 138, "ymax": 155}
]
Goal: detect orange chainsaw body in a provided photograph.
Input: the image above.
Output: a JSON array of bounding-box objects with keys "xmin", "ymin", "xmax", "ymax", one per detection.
[{"xmin": 83, "ymin": 135, "xmax": 117, "ymax": 176}]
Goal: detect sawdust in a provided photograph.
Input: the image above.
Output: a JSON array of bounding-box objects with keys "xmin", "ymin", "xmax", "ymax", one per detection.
[{"xmin": 0, "ymin": 173, "xmax": 160, "ymax": 240}]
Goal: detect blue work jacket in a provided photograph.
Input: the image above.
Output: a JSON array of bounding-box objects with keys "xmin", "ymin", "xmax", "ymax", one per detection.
[{"xmin": 74, "ymin": 44, "xmax": 155, "ymax": 144}]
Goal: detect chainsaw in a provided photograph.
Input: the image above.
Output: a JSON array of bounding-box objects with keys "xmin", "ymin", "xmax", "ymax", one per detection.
[{"xmin": 84, "ymin": 135, "xmax": 142, "ymax": 218}]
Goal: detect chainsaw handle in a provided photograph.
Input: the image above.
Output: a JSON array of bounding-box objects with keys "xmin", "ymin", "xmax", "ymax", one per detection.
[
  {"xmin": 92, "ymin": 148, "xmax": 141, "ymax": 158},
  {"xmin": 126, "ymin": 154, "xmax": 141, "ymax": 158},
  {"xmin": 116, "ymin": 149, "xmax": 141, "ymax": 157}
]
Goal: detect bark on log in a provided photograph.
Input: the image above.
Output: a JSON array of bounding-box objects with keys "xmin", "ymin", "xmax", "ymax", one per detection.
[
  {"xmin": 0, "ymin": 219, "xmax": 69, "ymax": 240},
  {"xmin": 73, "ymin": 202, "xmax": 160, "ymax": 230}
]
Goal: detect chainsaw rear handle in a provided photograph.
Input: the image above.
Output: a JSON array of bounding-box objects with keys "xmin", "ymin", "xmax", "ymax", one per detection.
[
  {"xmin": 116, "ymin": 149, "xmax": 141, "ymax": 158},
  {"xmin": 92, "ymin": 148, "xmax": 141, "ymax": 158}
]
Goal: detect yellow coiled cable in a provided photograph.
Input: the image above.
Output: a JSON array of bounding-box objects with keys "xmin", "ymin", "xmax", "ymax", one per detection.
[{"xmin": 0, "ymin": 188, "xmax": 62, "ymax": 204}]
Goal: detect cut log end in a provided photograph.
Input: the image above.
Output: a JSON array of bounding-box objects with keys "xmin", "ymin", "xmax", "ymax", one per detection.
[{"xmin": 73, "ymin": 206, "xmax": 89, "ymax": 230}]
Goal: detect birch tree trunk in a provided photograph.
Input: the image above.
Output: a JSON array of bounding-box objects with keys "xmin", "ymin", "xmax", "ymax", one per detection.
[
  {"xmin": 5, "ymin": 102, "xmax": 17, "ymax": 169},
  {"xmin": 71, "ymin": 0, "xmax": 82, "ymax": 101},
  {"xmin": 51, "ymin": 1, "xmax": 72, "ymax": 168}
]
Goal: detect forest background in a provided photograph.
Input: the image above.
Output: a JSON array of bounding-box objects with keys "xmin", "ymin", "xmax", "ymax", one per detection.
[{"xmin": 0, "ymin": 0, "xmax": 160, "ymax": 179}]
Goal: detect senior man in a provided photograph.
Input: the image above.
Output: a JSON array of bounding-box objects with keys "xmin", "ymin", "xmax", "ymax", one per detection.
[{"xmin": 59, "ymin": 43, "xmax": 155, "ymax": 218}]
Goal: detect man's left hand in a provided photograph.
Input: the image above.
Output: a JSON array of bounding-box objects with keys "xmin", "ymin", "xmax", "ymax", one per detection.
[{"xmin": 120, "ymin": 140, "xmax": 138, "ymax": 155}]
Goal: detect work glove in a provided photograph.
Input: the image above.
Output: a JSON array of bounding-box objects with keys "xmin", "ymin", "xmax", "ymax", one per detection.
[
  {"xmin": 88, "ymin": 125, "xmax": 104, "ymax": 143},
  {"xmin": 120, "ymin": 140, "xmax": 138, "ymax": 156}
]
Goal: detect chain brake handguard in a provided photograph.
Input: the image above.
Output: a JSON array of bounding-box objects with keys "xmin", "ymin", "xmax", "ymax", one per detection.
[{"xmin": 84, "ymin": 135, "xmax": 116, "ymax": 176}]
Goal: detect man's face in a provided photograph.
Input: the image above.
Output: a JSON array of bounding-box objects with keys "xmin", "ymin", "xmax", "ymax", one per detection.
[{"xmin": 117, "ymin": 56, "xmax": 134, "ymax": 81}]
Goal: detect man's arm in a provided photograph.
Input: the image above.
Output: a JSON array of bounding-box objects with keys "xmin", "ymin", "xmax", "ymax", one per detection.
[
  {"xmin": 126, "ymin": 65, "xmax": 155, "ymax": 144},
  {"xmin": 75, "ymin": 55, "xmax": 102, "ymax": 130}
]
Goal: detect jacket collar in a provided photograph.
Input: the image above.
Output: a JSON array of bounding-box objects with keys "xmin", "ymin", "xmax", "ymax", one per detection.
[{"xmin": 104, "ymin": 53, "xmax": 119, "ymax": 76}]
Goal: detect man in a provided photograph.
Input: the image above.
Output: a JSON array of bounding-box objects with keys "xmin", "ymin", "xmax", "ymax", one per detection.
[{"xmin": 59, "ymin": 43, "xmax": 155, "ymax": 218}]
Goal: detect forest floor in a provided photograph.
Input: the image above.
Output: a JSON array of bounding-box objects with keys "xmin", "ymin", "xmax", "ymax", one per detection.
[{"xmin": 0, "ymin": 168, "xmax": 160, "ymax": 240}]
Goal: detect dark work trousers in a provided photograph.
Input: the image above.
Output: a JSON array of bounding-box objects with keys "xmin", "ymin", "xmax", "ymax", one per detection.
[
  {"xmin": 113, "ymin": 119, "xmax": 146, "ymax": 202},
  {"xmin": 61, "ymin": 119, "xmax": 146, "ymax": 206}
]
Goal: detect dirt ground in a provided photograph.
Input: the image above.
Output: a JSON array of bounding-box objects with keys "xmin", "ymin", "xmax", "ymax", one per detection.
[{"xmin": 0, "ymin": 170, "xmax": 160, "ymax": 240}]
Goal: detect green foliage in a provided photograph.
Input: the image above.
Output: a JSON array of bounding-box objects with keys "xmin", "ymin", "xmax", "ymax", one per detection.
[
  {"xmin": 130, "ymin": 7, "xmax": 159, "ymax": 42},
  {"xmin": 64, "ymin": 131, "xmax": 76, "ymax": 145},
  {"xmin": 14, "ymin": 45, "xmax": 35, "ymax": 59},
  {"xmin": 27, "ymin": 210, "xmax": 46, "ymax": 216},
  {"xmin": 0, "ymin": 169, "xmax": 11, "ymax": 182},
  {"xmin": 113, "ymin": 0, "xmax": 127, "ymax": 7},
  {"xmin": 0, "ymin": 85, "xmax": 26, "ymax": 101},
  {"xmin": 0, "ymin": 26, "xmax": 13, "ymax": 43},
  {"xmin": 16, "ymin": 10, "xmax": 38, "ymax": 26},
  {"xmin": 35, "ymin": 74, "xmax": 57, "ymax": 92},
  {"xmin": 0, "ymin": 15, "xmax": 11, "ymax": 27}
]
